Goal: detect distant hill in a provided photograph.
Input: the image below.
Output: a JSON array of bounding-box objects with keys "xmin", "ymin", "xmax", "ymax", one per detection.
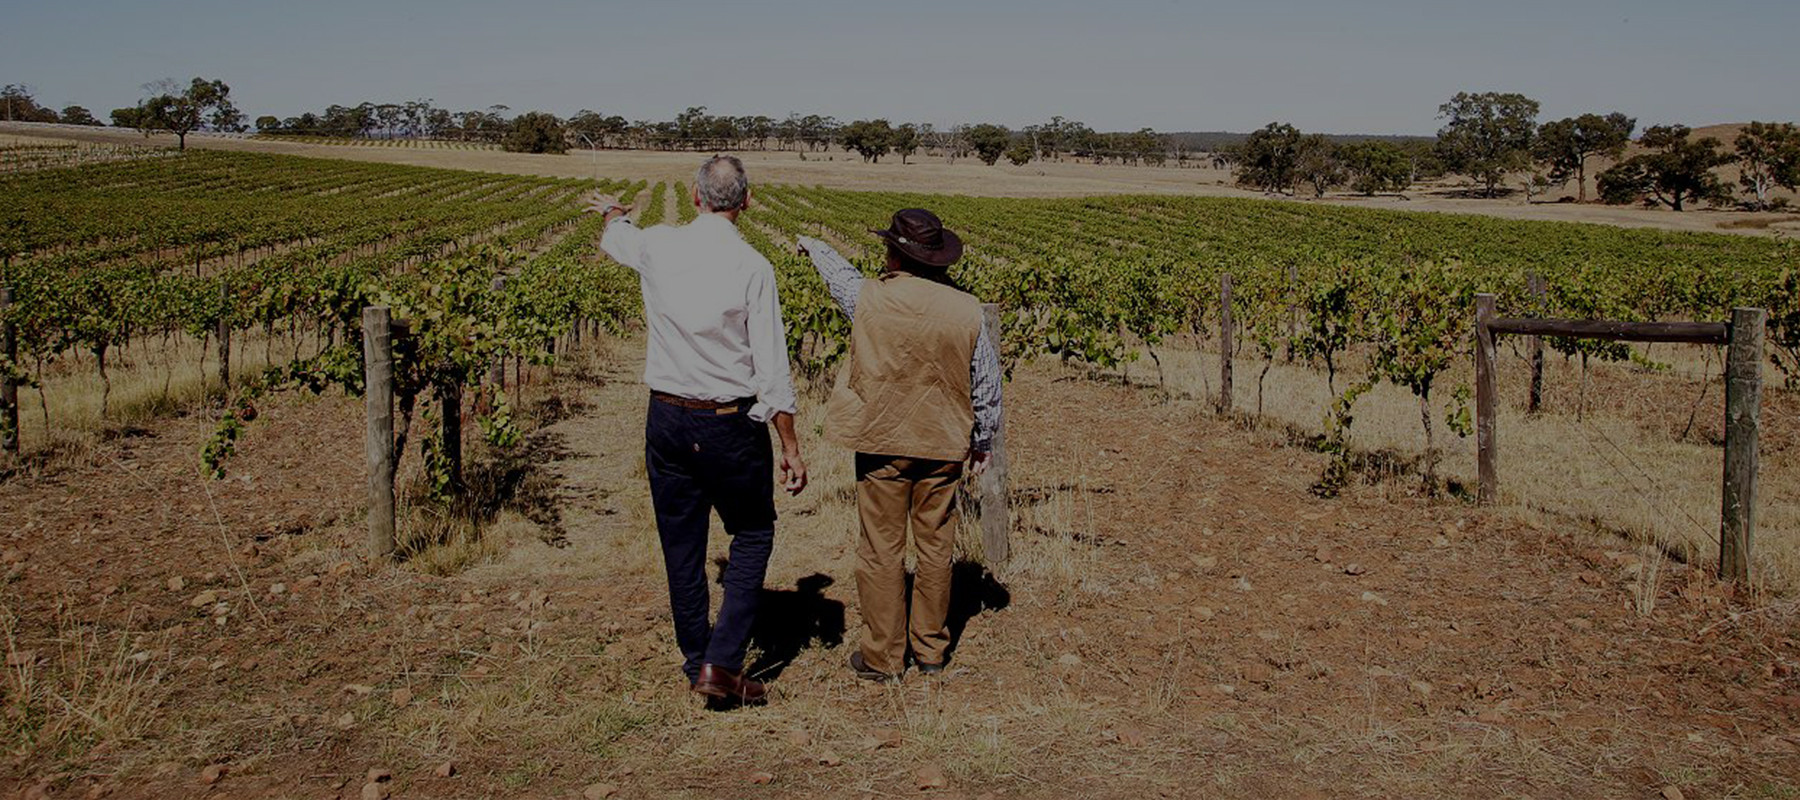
[
  {"xmin": 1686, "ymin": 123, "xmax": 1753, "ymax": 143},
  {"xmin": 1160, "ymin": 130, "xmax": 1436, "ymax": 151}
]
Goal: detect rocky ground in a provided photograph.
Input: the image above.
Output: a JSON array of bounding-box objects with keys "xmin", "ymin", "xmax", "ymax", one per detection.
[{"xmin": 1, "ymin": 339, "xmax": 1798, "ymax": 798}]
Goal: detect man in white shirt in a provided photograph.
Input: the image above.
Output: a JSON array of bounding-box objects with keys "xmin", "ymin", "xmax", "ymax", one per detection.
[{"xmin": 587, "ymin": 155, "xmax": 806, "ymax": 706}]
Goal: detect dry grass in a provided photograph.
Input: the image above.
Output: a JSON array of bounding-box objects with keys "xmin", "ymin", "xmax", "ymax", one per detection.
[
  {"xmin": 8, "ymin": 327, "xmax": 325, "ymax": 470},
  {"xmin": 0, "ymin": 134, "xmax": 81, "ymax": 148},
  {"xmin": 5, "ymin": 330, "xmax": 1798, "ymax": 796},
  {"xmin": 0, "ymin": 604, "xmax": 167, "ymax": 767},
  {"xmin": 334, "ymin": 337, "xmax": 1130, "ymax": 795},
  {"xmin": 1127, "ymin": 340, "xmax": 1800, "ymax": 593}
]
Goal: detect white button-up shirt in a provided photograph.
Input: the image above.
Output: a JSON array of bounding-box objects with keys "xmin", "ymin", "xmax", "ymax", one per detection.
[{"xmin": 601, "ymin": 213, "xmax": 798, "ymax": 422}]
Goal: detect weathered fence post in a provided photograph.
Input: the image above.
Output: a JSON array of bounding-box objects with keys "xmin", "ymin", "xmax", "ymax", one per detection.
[
  {"xmin": 362, "ymin": 306, "xmax": 396, "ymax": 559},
  {"xmin": 1285, "ymin": 264, "xmax": 1298, "ymax": 362},
  {"xmin": 1218, "ymin": 273, "xmax": 1234, "ymax": 413},
  {"xmin": 1719, "ymin": 307, "xmax": 1764, "ymax": 583},
  {"xmin": 440, "ymin": 380, "xmax": 463, "ymax": 491},
  {"xmin": 485, "ymin": 277, "xmax": 507, "ymax": 413},
  {"xmin": 2, "ymin": 287, "xmax": 17, "ymax": 459},
  {"xmin": 216, "ymin": 283, "xmax": 231, "ymax": 396},
  {"xmin": 1527, "ymin": 274, "xmax": 1545, "ymax": 415},
  {"xmin": 976, "ymin": 303, "xmax": 1010, "ymax": 567},
  {"xmin": 1475, "ymin": 293, "xmax": 1498, "ymax": 505}
]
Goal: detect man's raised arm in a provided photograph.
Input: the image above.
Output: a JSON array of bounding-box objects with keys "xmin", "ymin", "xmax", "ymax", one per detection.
[
  {"xmin": 796, "ymin": 236, "xmax": 863, "ymax": 318},
  {"xmin": 586, "ymin": 192, "xmax": 648, "ymax": 273}
]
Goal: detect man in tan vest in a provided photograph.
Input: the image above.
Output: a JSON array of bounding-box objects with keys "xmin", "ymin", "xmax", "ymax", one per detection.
[{"xmin": 797, "ymin": 209, "xmax": 1003, "ymax": 681}]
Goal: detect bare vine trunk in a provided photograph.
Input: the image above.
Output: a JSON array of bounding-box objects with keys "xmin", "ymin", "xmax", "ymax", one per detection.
[
  {"xmin": 1419, "ymin": 391, "xmax": 1436, "ymax": 493},
  {"xmin": 95, "ymin": 346, "xmax": 111, "ymax": 418},
  {"xmin": 1258, "ymin": 358, "xmax": 1273, "ymax": 417},
  {"xmin": 1577, "ymin": 353, "xmax": 1589, "ymax": 422}
]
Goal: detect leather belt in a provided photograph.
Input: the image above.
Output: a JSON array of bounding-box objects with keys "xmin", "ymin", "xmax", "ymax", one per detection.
[{"xmin": 651, "ymin": 391, "xmax": 752, "ymax": 413}]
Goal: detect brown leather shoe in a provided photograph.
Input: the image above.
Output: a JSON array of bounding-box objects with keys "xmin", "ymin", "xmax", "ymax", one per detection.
[
  {"xmin": 849, "ymin": 651, "xmax": 899, "ymax": 683},
  {"xmin": 692, "ymin": 663, "xmax": 767, "ymax": 705}
]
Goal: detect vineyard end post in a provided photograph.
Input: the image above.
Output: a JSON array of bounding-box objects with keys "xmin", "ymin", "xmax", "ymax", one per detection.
[
  {"xmin": 1218, "ymin": 273, "xmax": 1234, "ymax": 413},
  {"xmin": 440, "ymin": 380, "xmax": 463, "ymax": 491},
  {"xmin": 1720, "ymin": 306, "xmax": 1764, "ymax": 584},
  {"xmin": 977, "ymin": 303, "xmax": 1010, "ymax": 568},
  {"xmin": 362, "ymin": 306, "xmax": 397, "ymax": 560},
  {"xmin": 216, "ymin": 282, "xmax": 231, "ymax": 398},
  {"xmin": 1, "ymin": 287, "xmax": 17, "ymax": 458},
  {"xmin": 1527, "ymin": 274, "xmax": 1545, "ymax": 415},
  {"xmin": 1285, "ymin": 264, "xmax": 1298, "ymax": 362},
  {"xmin": 485, "ymin": 277, "xmax": 507, "ymax": 411},
  {"xmin": 1475, "ymin": 293, "xmax": 1498, "ymax": 505}
]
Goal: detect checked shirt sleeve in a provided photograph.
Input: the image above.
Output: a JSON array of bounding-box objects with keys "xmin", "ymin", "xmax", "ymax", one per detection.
[
  {"xmin": 970, "ymin": 323, "xmax": 1003, "ymax": 453},
  {"xmin": 798, "ymin": 236, "xmax": 864, "ymax": 319}
]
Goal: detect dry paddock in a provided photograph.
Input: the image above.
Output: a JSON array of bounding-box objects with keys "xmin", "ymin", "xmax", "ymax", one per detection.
[{"xmin": 1, "ymin": 337, "xmax": 1796, "ymax": 799}]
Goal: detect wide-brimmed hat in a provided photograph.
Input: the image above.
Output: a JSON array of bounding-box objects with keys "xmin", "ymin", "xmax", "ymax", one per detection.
[{"xmin": 870, "ymin": 208, "xmax": 963, "ymax": 268}]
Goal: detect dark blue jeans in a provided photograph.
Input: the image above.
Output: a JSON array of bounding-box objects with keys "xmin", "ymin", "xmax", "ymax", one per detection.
[{"xmin": 644, "ymin": 396, "xmax": 777, "ymax": 682}]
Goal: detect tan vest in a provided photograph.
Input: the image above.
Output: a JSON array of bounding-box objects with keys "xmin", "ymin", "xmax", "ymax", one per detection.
[{"xmin": 826, "ymin": 273, "xmax": 983, "ymax": 462}]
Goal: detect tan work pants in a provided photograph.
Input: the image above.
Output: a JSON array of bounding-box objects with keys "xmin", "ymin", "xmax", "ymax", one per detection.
[{"xmin": 854, "ymin": 453, "xmax": 963, "ymax": 675}]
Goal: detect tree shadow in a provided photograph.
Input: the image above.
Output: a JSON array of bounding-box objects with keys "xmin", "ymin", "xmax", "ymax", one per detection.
[
  {"xmin": 1428, "ymin": 186, "xmax": 1520, "ymax": 200},
  {"xmin": 936, "ymin": 560, "xmax": 1012, "ymax": 664}
]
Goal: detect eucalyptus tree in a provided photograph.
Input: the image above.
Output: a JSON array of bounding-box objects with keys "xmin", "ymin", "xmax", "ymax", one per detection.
[
  {"xmin": 1533, "ymin": 112, "xmax": 1635, "ymax": 202},
  {"xmin": 966, "ymin": 124, "xmax": 1011, "ymax": 166},
  {"xmin": 1338, "ymin": 140, "xmax": 1413, "ymax": 195},
  {"xmin": 502, "ymin": 112, "xmax": 569, "ymax": 154},
  {"xmin": 134, "ymin": 77, "xmax": 244, "ymax": 149},
  {"xmin": 1597, "ymin": 125, "xmax": 1732, "ymax": 211},
  {"xmin": 840, "ymin": 119, "xmax": 895, "ymax": 162},
  {"xmin": 1232, "ymin": 122, "xmax": 1303, "ymax": 194},
  {"xmin": 1294, "ymin": 134, "xmax": 1344, "ymax": 197},
  {"xmin": 891, "ymin": 124, "xmax": 921, "ymax": 164},
  {"xmin": 59, "ymin": 105, "xmax": 101, "ymax": 126},
  {"xmin": 1435, "ymin": 91, "xmax": 1540, "ymax": 197},
  {"xmin": 1734, "ymin": 121, "xmax": 1800, "ymax": 210}
]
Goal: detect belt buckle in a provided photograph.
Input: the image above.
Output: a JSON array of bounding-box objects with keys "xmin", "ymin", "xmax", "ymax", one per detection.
[{"xmin": 715, "ymin": 406, "xmax": 738, "ymax": 415}]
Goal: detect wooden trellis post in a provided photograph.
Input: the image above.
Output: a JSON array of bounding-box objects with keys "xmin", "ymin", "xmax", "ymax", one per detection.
[
  {"xmin": 362, "ymin": 306, "xmax": 396, "ymax": 559},
  {"xmin": 976, "ymin": 303, "xmax": 1010, "ymax": 567},
  {"xmin": 1720, "ymin": 307, "xmax": 1765, "ymax": 584},
  {"xmin": 439, "ymin": 380, "xmax": 463, "ymax": 491},
  {"xmin": 2, "ymin": 287, "xmax": 17, "ymax": 459},
  {"xmin": 1218, "ymin": 273, "xmax": 1234, "ymax": 412},
  {"xmin": 1475, "ymin": 294, "xmax": 1497, "ymax": 504},
  {"xmin": 1285, "ymin": 264, "xmax": 1298, "ymax": 361},
  {"xmin": 484, "ymin": 276, "xmax": 507, "ymax": 413},
  {"xmin": 1527, "ymin": 274, "xmax": 1545, "ymax": 415},
  {"xmin": 1474, "ymin": 293, "xmax": 1763, "ymax": 583},
  {"xmin": 217, "ymin": 283, "xmax": 232, "ymax": 397}
]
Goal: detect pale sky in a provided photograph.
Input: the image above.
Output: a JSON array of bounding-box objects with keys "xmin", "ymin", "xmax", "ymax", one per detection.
[{"xmin": 3, "ymin": 0, "xmax": 1795, "ymax": 135}]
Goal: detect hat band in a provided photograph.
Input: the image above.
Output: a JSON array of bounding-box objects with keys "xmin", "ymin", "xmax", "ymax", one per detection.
[{"xmin": 894, "ymin": 234, "xmax": 941, "ymax": 248}]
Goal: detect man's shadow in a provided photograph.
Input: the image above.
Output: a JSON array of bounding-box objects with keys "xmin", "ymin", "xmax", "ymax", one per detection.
[
  {"xmin": 713, "ymin": 561, "xmax": 846, "ymax": 682},
  {"xmin": 716, "ymin": 558, "xmax": 1011, "ymax": 680}
]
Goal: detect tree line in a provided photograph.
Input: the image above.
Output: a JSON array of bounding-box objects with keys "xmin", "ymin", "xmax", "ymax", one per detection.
[
  {"xmin": 1224, "ymin": 92, "xmax": 1800, "ymax": 211},
  {"xmin": 10, "ymin": 78, "xmax": 1798, "ymax": 208},
  {"xmin": 253, "ymin": 102, "xmax": 1179, "ymax": 165},
  {"xmin": 5, "ymin": 79, "xmax": 1177, "ymax": 166},
  {"xmin": 1, "ymin": 84, "xmax": 104, "ymax": 127}
]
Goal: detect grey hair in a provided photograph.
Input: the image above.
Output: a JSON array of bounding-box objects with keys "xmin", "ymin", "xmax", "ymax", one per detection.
[{"xmin": 694, "ymin": 154, "xmax": 749, "ymax": 212}]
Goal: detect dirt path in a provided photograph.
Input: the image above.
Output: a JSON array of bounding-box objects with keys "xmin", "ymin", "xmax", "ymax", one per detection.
[{"xmin": 2, "ymin": 340, "xmax": 1797, "ymax": 798}]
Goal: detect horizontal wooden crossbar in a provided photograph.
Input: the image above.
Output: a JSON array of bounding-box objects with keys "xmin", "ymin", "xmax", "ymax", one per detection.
[{"xmin": 1486, "ymin": 317, "xmax": 1729, "ymax": 345}]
